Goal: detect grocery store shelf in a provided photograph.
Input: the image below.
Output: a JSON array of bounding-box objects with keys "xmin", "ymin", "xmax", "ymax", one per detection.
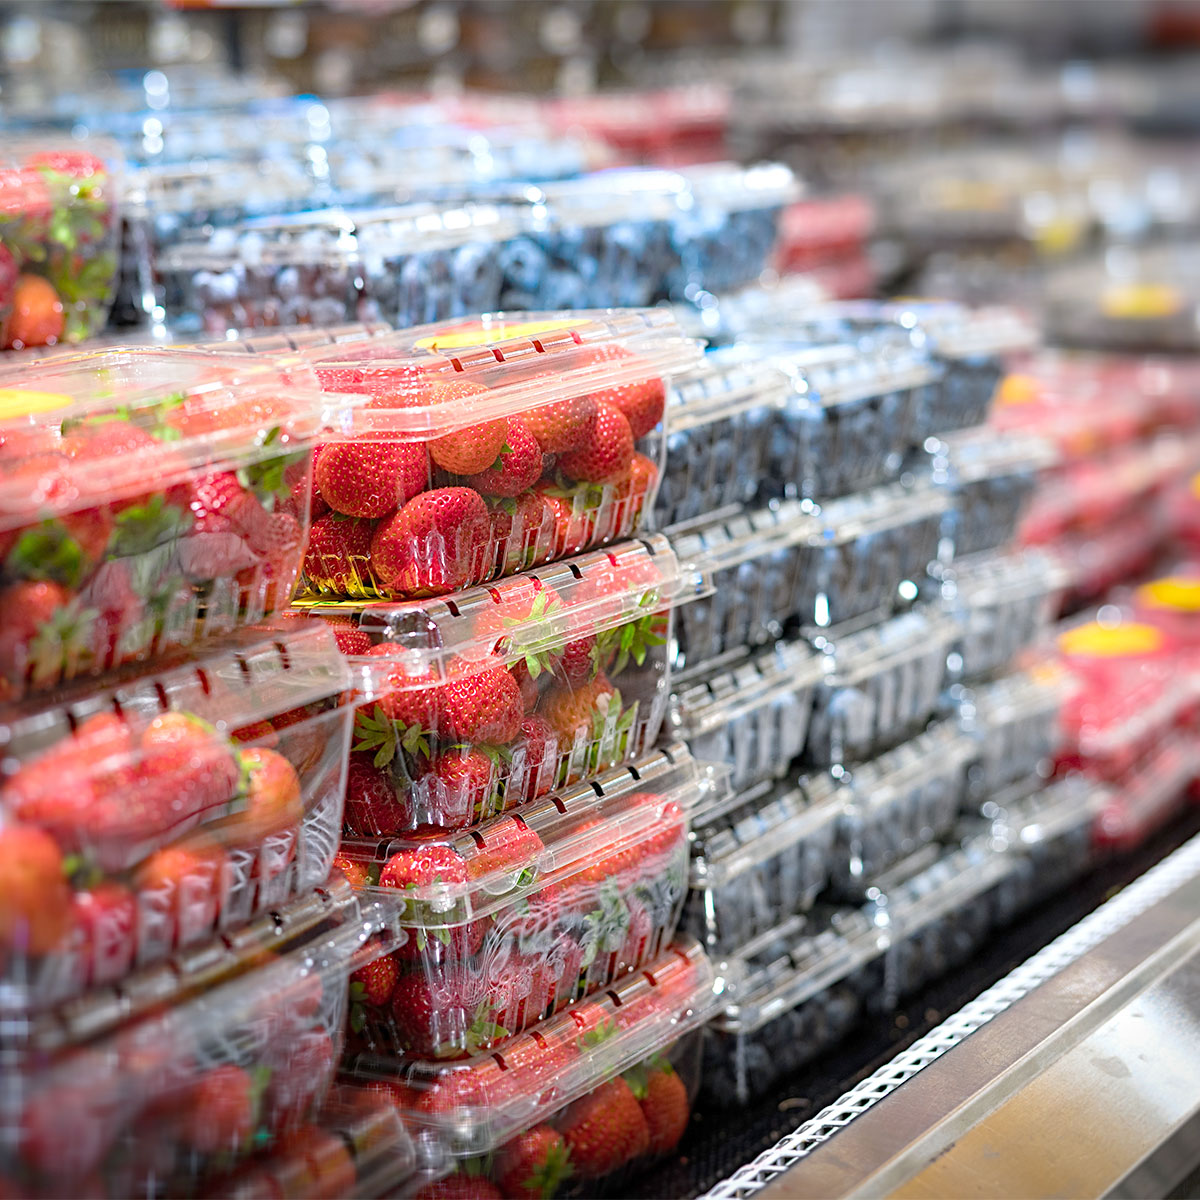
[{"xmin": 703, "ymin": 828, "xmax": 1200, "ymax": 1200}]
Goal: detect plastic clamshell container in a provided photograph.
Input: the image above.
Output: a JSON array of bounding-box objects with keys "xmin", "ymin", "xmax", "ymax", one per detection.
[
  {"xmin": 834, "ymin": 720, "xmax": 975, "ymax": 895},
  {"xmin": 337, "ymin": 744, "xmax": 718, "ymax": 1060},
  {"xmin": 346, "ymin": 937, "xmax": 721, "ymax": 1168},
  {"xmin": 936, "ymin": 426, "xmax": 1056, "ymax": 559},
  {"xmin": 685, "ymin": 776, "xmax": 843, "ymax": 955},
  {"xmin": 1093, "ymin": 735, "xmax": 1197, "ymax": 851},
  {"xmin": 961, "ymin": 665, "xmax": 1068, "ymax": 798},
  {"xmin": 297, "ymin": 308, "xmax": 703, "ymax": 600},
  {"xmin": 0, "ymin": 620, "xmax": 353, "ymax": 1006},
  {"xmin": 0, "ymin": 891, "xmax": 397, "ymax": 1199},
  {"xmin": 950, "ymin": 547, "xmax": 1068, "ymax": 681},
  {"xmin": 298, "ymin": 534, "xmax": 704, "ymax": 836},
  {"xmin": 658, "ymin": 351, "xmax": 794, "ymax": 531},
  {"xmin": 0, "ymin": 350, "xmax": 331, "ymax": 697},
  {"xmin": 754, "ymin": 337, "xmax": 939, "ymax": 500},
  {"xmin": 703, "ymin": 907, "xmax": 888, "ymax": 1107},
  {"xmin": 806, "ymin": 606, "xmax": 955, "ymax": 767},
  {"xmin": 871, "ymin": 835, "xmax": 1021, "ymax": 1003},
  {"xmin": 158, "ymin": 200, "xmax": 530, "ymax": 334},
  {"xmin": 0, "ymin": 140, "xmax": 122, "ymax": 348},
  {"xmin": 672, "ymin": 483, "xmax": 946, "ymax": 672},
  {"xmin": 669, "ymin": 637, "xmax": 824, "ymax": 795}
]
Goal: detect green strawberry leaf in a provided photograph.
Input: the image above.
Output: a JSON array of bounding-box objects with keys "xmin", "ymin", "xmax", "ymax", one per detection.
[
  {"xmin": 350, "ymin": 1004, "xmax": 367, "ymax": 1034},
  {"xmin": 5, "ymin": 521, "xmax": 88, "ymax": 588},
  {"xmin": 110, "ymin": 494, "xmax": 193, "ymax": 559},
  {"xmin": 622, "ymin": 1060, "xmax": 651, "ymax": 1100},
  {"xmin": 29, "ymin": 599, "xmax": 98, "ymax": 686}
]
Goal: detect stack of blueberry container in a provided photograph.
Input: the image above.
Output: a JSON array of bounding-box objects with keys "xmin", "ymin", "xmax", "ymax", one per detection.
[
  {"xmin": 0, "ymin": 349, "xmax": 411, "ymax": 1198},
  {"xmin": 276, "ymin": 308, "xmax": 740, "ymax": 1198},
  {"xmin": 652, "ymin": 290, "xmax": 1097, "ymax": 1107}
]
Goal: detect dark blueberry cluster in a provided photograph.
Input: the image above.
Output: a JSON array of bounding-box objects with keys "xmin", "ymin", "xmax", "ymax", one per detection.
[
  {"xmin": 667, "ymin": 205, "xmax": 782, "ymax": 298},
  {"xmin": 948, "ymin": 466, "xmax": 1039, "ymax": 559},
  {"xmin": 969, "ymin": 677, "xmax": 1062, "ymax": 798},
  {"xmin": 684, "ymin": 784, "xmax": 840, "ymax": 954},
  {"xmin": 806, "ymin": 610, "xmax": 953, "ymax": 767},
  {"xmin": 916, "ymin": 358, "xmax": 1004, "ymax": 441}
]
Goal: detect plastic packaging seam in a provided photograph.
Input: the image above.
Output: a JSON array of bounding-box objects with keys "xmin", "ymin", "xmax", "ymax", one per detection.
[
  {"xmin": 815, "ymin": 482, "xmax": 950, "ymax": 542},
  {"xmin": 951, "ymin": 548, "xmax": 1071, "ymax": 605},
  {"xmin": 767, "ymin": 347, "xmax": 943, "ymax": 410},
  {"xmin": 1008, "ymin": 778, "xmax": 1109, "ymax": 846},
  {"xmin": 820, "ymin": 611, "xmax": 957, "ymax": 685},
  {"xmin": 666, "ymin": 362, "xmax": 795, "ymax": 433},
  {"xmin": 883, "ymin": 842, "xmax": 1018, "ymax": 936},
  {"xmin": 847, "ymin": 724, "xmax": 976, "ymax": 808}
]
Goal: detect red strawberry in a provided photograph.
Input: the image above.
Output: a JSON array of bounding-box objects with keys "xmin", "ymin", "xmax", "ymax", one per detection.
[
  {"xmin": 379, "ymin": 843, "xmax": 468, "ymax": 892},
  {"xmin": 413, "ymin": 748, "xmax": 502, "ymax": 829},
  {"xmin": 389, "ymin": 972, "xmax": 502, "ymax": 1057},
  {"xmin": 541, "ymin": 674, "xmax": 615, "ymax": 741},
  {"xmin": 73, "ymin": 880, "xmax": 137, "ymax": 987},
  {"xmin": 523, "ymin": 392, "xmax": 597, "ymax": 453},
  {"xmin": 332, "ymin": 851, "xmax": 373, "ymax": 890},
  {"xmin": 580, "ymin": 345, "xmax": 666, "ymax": 439},
  {"xmin": 226, "ymin": 747, "xmax": 303, "ymax": 844},
  {"xmin": 274, "ymin": 1125, "xmax": 357, "ymax": 1199},
  {"xmin": 316, "ymin": 438, "xmax": 430, "ymax": 519},
  {"xmin": 177, "ymin": 1065, "xmax": 257, "ymax": 1155},
  {"xmin": 432, "ymin": 418, "xmax": 510, "ymax": 476},
  {"xmin": 351, "ymin": 955, "xmax": 400, "ymax": 1008},
  {"xmin": 492, "ymin": 491, "xmax": 554, "ymax": 573},
  {"xmin": 27, "ymin": 149, "xmax": 108, "ymax": 179},
  {"xmin": 3, "ymin": 274, "xmax": 63, "ymax": 349},
  {"xmin": 0, "ymin": 826, "xmax": 73, "ymax": 955},
  {"xmin": 322, "ymin": 615, "xmax": 373, "ymax": 656},
  {"xmin": 464, "ymin": 416, "xmax": 543, "ymax": 498},
  {"xmin": 613, "ymin": 452, "xmax": 660, "ymax": 522},
  {"xmin": 370, "ymin": 487, "xmax": 491, "ymax": 597},
  {"xmin": 472, "ymin": 576, "xmax": 565, "ymax": 665},
  {"xmin": 413, "ymin": 1057, "xmax": 506, "ymax": 1121},
  {"xmin": 511, "ymin": 659, "xmax": 541, "ymax": 711},
  {"xmin": 265, "ymin": 1026, "xmax": 336, "ymax": 1130},
  {"xmin": 304, "ymin": 514, "xmax": 375, "ymax": 595},
  {"xmin": 494, "ymin": 1125, "xmax": 573, "ymax": 1199},
  {"xmin": 0, "ymin": 244, "xmax": 14, "ymax": 315},
  {"xmin": 133, "ymin": 837, "xmax": 230, "ymax": 948},
  {"xmin": 510, "ymin": 715, "xmax": 559, "ymax": 804},
  {"xmin": 631, "ymin": 1059, "xmax": 690, "ymax": 1155},
  {"xmin": 135, "ymin": 711, "xmax": 241, "ymax": 828},
  {"xmin": 0, "ymin": 579, "xmax": 93, "ymax": 698},
  {"xmin": 555, "ymin": 634, "xmax": 598, "ymax": 687},
  {"xmin": 18, "ymin": 1059, "xmax": 116, "ymax": 1188},
  {"xmin": 465, "ymin": 815, "xmax": 545, "ymax": 881},
  {"xmin": 533, "ymin": 482, "xmax": 598, "ymax": 558},
  {"xmin": 557, "ymin": 404, "xmax": 634, "ymax": 484},
  {"xmin": 307, "ymin": 446, "xmax": 331, "ymax": 520},
  {"xmin": 415, "ymin": 1175, "xmax": 504, "ymax": 1200},
  {"xmin": 438, "ymin": 658, "xmax": 524, "ymax": 744},
  {"xmin": 345, "ymin": 752, "xmax": 408, "ymax": 836},
  {"xmin": 559, "ymin": 1077, "xmax": 650, "ymax": 1178}
]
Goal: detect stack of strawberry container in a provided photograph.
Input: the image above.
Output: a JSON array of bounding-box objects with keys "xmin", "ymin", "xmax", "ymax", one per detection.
[
  {"xmin": 273, "ymin": 308, "xmax": 732, "ymax": 1198},
  {"xmin": 0, "ymin": 350, "xmax": 412, "ymax": 1198}
]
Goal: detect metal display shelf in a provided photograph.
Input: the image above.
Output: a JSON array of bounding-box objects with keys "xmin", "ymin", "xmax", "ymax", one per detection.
[{"xmin": 702, "ymin": 827, "xmax": 1200, "ymax": 1200}]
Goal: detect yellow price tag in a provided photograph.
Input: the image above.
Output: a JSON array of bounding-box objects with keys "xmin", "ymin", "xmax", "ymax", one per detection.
[
  {"xmin": 0, "ymin": 388, "xmax": 73, "ymax": 421},
  {"xmin": 417, "ymin": 319, "xmax": 577, "ymax": 352},
  {"xmin": 1100, "ymin": 284, "xmax": 1183, "ymax": 321},
  {"xmin": 1136, "ymin": 578, "xmax": 1200, "ymax": 613},
  {"xmin": 995, "ymin": 374, "xmax": 1040, "ymax": 406},
  {"xmin": 1058, "ymin": 621, "xmax": 1164, "ymax": 658}
]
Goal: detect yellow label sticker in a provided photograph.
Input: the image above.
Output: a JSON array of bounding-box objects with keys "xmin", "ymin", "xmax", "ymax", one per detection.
[
  {"xmin": 1136, "ymin": 578, "xmax": 1200, "ymax": 613},
  {"xmin": 0, "ymin": 388, "xmax": 73, "ymax": 421},
  {"xmin": 1189, "ymin": 472, "xmax": 1200, "ymax": 501},
  {"xmin": 417, "ymin": 319, "xmax": 578, "ymax": 352},
  {"xmin": 1100, "ymin": 283, "xmax": 1183, "ymax": 321},
  {"xmin": 1058, "ymin": 621, "xmax": 1164, "ymax": 659},
  {"xmin": 995, "ymin": 374, "xmax": 1040, "ymax": 406}
]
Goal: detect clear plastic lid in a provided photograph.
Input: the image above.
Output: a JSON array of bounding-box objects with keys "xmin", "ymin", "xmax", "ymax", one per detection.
[
  {"xmin": 935, "ymin": 425, "xmax": 1059, "ymax": 484},
  {"xmin": 812, "ymin": 606, "xmax": 958, "ymax": 687},
  {"xmin": 814, "ymin": 480, "xmax": 950, "ymax": 544},
  {"xmin": 666, "ymin": 350, "xmax": 794, "ymax": 434},
  {"xmin": 1001, "ymin": 775, "xmax": 1107, "ymax": 848},
  {"xmin": 676, "ymin": 161, "xmax": 801, "ymax": 213},
  {"xmin": 670, "ymin": 639, "xmax": 825, "ymax": 740},
  {"xmin": 710, "ymin": 907, "xmax": 886, "ymax": 1035},
  {"xmin": 847, "ymin": 721, "xmax": 976, "ymax": 816},
  {"xmin": 304, "ymin": 308, "xmax": 703, "ymax": 439},
  {"xmin": 0, "ymin": 350, "xmax": 333, "ymax": 532},
  {"xmin": 337, "ymin": 743, "xmax": 718, "ymax": 928},
  {"xmin": 950, "ymin": 546, "xmax": 1070, "ymax": 609},
  {"xmin": 832, "ymin": 300, "xmax": 1039, "ymax": 361},
  {"xmin": 1094, "ymin": 735, "xmax": 1197, "ymax": 847},
  {"xmin": 689, "ymin": 777, "xmax": 844, "ymax": 888},
  {"xmin": 962, "ymin": 664, "xmax": 1071, "ymax": 738},
  {"xmin": 527, "ymin": 168, "xmax": 691, "ymax": 228},
  {"xmin": 346, "ymin": 937, "xmax": 723, "ymax": 1155},
  {"xmin": 295, "ymin": 533, "xmax": 705, "ymax": 687},
  {"xmin": 762, "ymin": 338, "xmax": 941, "ymax": 410}
]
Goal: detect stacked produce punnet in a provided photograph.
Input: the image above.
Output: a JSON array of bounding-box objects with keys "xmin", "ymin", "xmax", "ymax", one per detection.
[
  {"xmin": 349, "ymin": 937, "xmax": 725, "ymax": 1200},
  {"xmin": 0, "ymin": 140, "xmax": 122, "ymax": 350},
  {"xmin": 0, "ymin": 349, "xmax": 333, "ymax": 699},
  {"xmin": 294, "ymin": 308, "xmax": 702, "ymax": 601},
  {"xmin": 0, "ymin": 879, "xmax": 400, "ymax": 1199},
  {"xmin": 0, "ymin": 619, "xmax": 353, "ymax": 1006}
]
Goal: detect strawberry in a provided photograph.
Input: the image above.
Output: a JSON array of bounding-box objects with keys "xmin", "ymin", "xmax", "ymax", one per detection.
[
  {"xmin": 304, "ymin": 514, "xmax": 375, "ymax": 595},
  {"xmin": 464, "ymin": 416, "xmax": 544, "ymax": 498},
  {"xmin": 0, "ymin": 826, "xmax": 73, "ymax": 955},
  {"xmin": 533, "ymin": 482, "xmax": 598, "ymax": 558},
  {"xmin": 307, "ymin": 446, "xmax": 331, "ymax": 520},
  {"xmin": 415, "ymin": 1175, "xmax": 504, "ymax": 1200},
  {"xmin": 370, "ymin": 487, "xmax": 491, "ymax": 597},
  {"xmin": 224, "ymin": 747, "xmax": 303, "ymax": 845},
  {"xmin": 473, "ymin": 576, "xmax": 565, "ymax": 669},
  {"xmin": 389, "ymin": 972, "xmax": 504, "ymax": 1057},
  {"xmin": 540, "ymin": 674, "xmax": 615, "ymax": 741},
  {"xmin": 523, "ymin": 391, "xmax": 597, "ymax": 454},
  {"xmin": 133, "ymin": 837, "xmax": 230, "ymax": 948},
  {"xmin": 0, "ymin": 580, "xmax": 95, "ymax": 698},
  {"xmin": 432, "ymin": 416, "xmax": 511, "ymax": 476},
  {"xmin": 557, "ymin": 403, "xmax": 634, "ymax": 484},
  {"xmin": 509, "ymin": 715, "xmax": 559, "ymax": 804},
  {"xmin": 136, "ymin": 711, "xmax": 241, "ymax": 829},
  {"xmin": 320, "ymin": 614, "xmax": 373, "ymax": 655},
  {"xmin": 18, "ymin": 1059, "xmax": 116, "ymax": 1188},
  {"xmin": 178, "ymin": 1064, "xmax": 258, "ymax": 1154},
  {"xmin": 613, "ymin": 452, "xmax": 659, "ymax": 522},
  {"xmin": 511, "ymin": 659, "xmax": 542, "ymax": 711},
  {"xmin": 413, "ymin": 1058, "xmax": 506, "ymax": 1121},
  {"xmin": 332, "ymin": 851, "xmax": 374, "ymax": 890},
  {"xmin": 4, "ymin": 508, "xmax": 114, "ymax": 588},
  {"xmin": 266, "ymin": 1026, "xmax": 335, "ymax": 1130},
  {"xmin": 73, "ymin": 880, "xmax": 137, "ymax": 987},
  {"xmin": 379, "ymin": 843, "xmax": 468, "ymax": 892},
  {"xmin": 316, "ymin": 438, "xmax": 429, "ymax": 519},
  {"xmin": 413, "ymin": 748, "xmax": 503, "ymax": 828},
  {"xmin": 466, "ymin": 815, "xmax": 545, "ymax": 881},
  {"xmin": 559, "ymin": 1077, "xmax": 650, "ymax": 1178},
  {"xmin": 3, "ymin": 274, "xmax": 63, "ymax": 349},
  {"xmin": 629, "ymin": 1059, "xmax": 690, "ymax": 1155},
  {"xmin": 438, "ymin": 659, "xmax": 525, "ymax": 744},
  {"xmin": 351, "ymin": 955, "xmax": 400, "ymax": 1008},
  {"xmin": 492, "ymin": 491, "xmax": 554, "ymax": 573},
  {"xmin": 27, "ymin": 149, "xmax": 109, "ymax": 179},
  {"xmin": 554, "ymin": 634, "xmax": 598, "ymax": 687},
  {"xmin": 495, "ymin": 1125, "xmax": 573, "ymax": 1199},
  {"xmin": 580, "ymin": 345, "xmax": 666, "ymax": 439},
  {"xmin": 344, "ymin": 752, "xmax": 409, "ymax": 836},
  {"xmin": 275, "ymin": 1125, "xmax": 357, "ymax": 1199}
]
